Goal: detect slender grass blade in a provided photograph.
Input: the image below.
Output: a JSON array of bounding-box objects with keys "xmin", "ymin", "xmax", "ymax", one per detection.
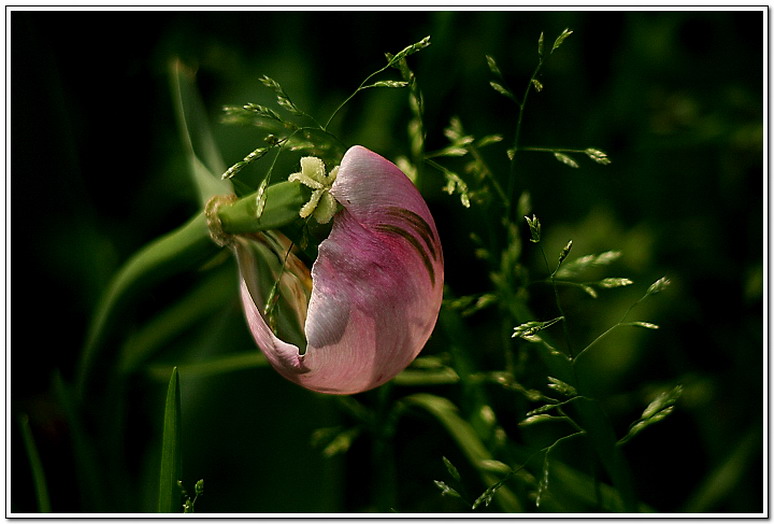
[{"xmin": 158, "ymin": 367, "xmax": 183, "ymax": 513}]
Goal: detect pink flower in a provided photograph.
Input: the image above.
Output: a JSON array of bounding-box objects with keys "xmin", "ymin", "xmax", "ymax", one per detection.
[{"xmin": 233, "ymin": 146, "xmax": 444, "ymax": 394}]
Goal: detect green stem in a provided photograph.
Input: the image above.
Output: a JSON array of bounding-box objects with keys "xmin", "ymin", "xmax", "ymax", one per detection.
[
  {"xmin": 572, "ymin": 296, "xmax": 642, "ymax": 365},
  {"xmin": 19, "ymin": 414, "xmax": 51, "ymax": 512},
  {"xmin": 468, "ymin": 144, "xmax": 509, "ymax": 207},
  {"xmin": 521, "ymin": 146, "xmax": 589, "ymax": 154},
  {"xmin": 215, "ymin": 181, "xmax": 306, "ymax": 235},
  {"xmin": 507, "ymin": 58, "xmax": 544, "ymax": 218},
  {"xmin": 540, "ymin": 245, "xmax": 575, "ymax": 360},
  {"xmin": 324, "ymin": 64, "xmax": 393, "ymax": 131}
]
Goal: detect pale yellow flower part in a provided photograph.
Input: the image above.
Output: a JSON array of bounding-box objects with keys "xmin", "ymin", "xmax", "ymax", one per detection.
[{"xmin": 288, "ymin": 157, "xmax": 339, "ymax": 223}]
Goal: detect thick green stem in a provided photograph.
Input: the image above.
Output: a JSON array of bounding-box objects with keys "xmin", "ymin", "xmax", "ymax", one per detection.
[{"xmin": 214, "ymin": 181, "xmax": 306, "ymax": 235}]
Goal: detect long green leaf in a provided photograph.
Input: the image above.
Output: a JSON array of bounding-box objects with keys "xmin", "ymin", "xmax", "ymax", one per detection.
[
  {"xmin": 148, "ymin": 352, "xmax": 268, "ymax": 382},
  {"xmin": 158, "ymin": 367, "xmax": 183, "ymax": 513},
  {"xmin": 76, "ymin": 213, "xmax": 221, "ymax": 397},
  {"xmin": 400, "ymin": 393, "xmax": 522, "ymax": 512},
  {"xmin": 170, "ymin": 59, "xmax": 232, "ymax": 204},
  {"xmin": 18, "ymin": 414, "xmax": 51, "ymax": 512}
]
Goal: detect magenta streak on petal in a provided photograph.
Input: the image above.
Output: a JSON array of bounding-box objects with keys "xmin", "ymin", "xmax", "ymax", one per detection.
[{"xmin": 238, "ymin": 146, "xmax": 443, "ymax": 395}]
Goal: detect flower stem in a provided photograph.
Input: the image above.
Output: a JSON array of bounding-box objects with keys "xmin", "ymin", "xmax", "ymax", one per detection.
[{"xmin": 214, "ymin": 181, "xmax": 306, "ymax": 236}]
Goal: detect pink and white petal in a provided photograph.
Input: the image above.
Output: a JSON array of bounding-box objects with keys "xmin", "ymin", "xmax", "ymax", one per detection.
[
  {"xmin": 297, "ymin": 146, "xmax": 444, "ymax": 394},
  {"xmin": 237, "ymin": 146, "xmax": 443, "ymax": 395},
  {"xmin": 234, "ymin": 234, "xmax": 310, "ymax": 377}
]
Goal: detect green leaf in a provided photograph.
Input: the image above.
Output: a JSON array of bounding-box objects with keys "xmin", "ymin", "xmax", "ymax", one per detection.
[
  {"xmin": 547, "ymin": 376, "xmax": 577, "ymax": 397},
  {"xmin": 158, "ymin": 367, "xmax": 183, "ymax": 513},
  {"xmin": 223, "ymin": 102, "xmax": 283, "ymax": 124},
  {"xmin": 475, "ymin": 134, "xmax": 503, "ymax": 148},
  {"xmin": 170, "ymin": 59, "xmax": 232, "ymax": 205},
  {"xmin": 524, "ymin": 214, "xmax": 541, "ymax": 243},
  {"xmin": 646, "ymin": 276, "xmax": 672, "ymax": 296},
  {"xmin": 512, "ymin": 316, "xmax": 564, "ymax": 340},
  {"xmin": 443, "ymin": 456, "xmax": 462, "ymax": 482},
  {"xmin": 619, "ymin": 385, "xmax": 683, "ymax": 445},
  {"xmin": 259, "ymin": 75, "xmax": 305, "ymax": 117},
  {"xmin": 363, "ymin": 79, "xmax": 409, "ymax": 89},
  {"xmin": 489, "ymin": 80, "xmax": 515, "ymax": 100},
  {"xmin": 551, "ymin": 28, "xmax": 573, "ymax": 54},
  {"xmin": 683, "ymin": 426, "xmax": 761, "ymax": 512},
  {"xmin": 443, "ymin": 293, "xmax": 497, "ymax": 317},
  {"xmin": 252, "ymin": 179, "xmax": 269, "ymax": 221},
  {"xmin": 553, "ymin": 151, "xmax": 579, "ymax": 168},
  {"xmin": 558, "ymin": 240, "xmax": 573, "ymax": 265},
  {"xmin": 537, "ymin": 32, "xmax": 545, "ymax": 57},
  {"xmin": 555, "ymin": 250, "xmax": 622, "ymax": 278},
  {"xmin": 393, "ymin": 367, "xmax": 460, "ymax": 386},
  {"xmin": 441, "ymin": 170, "xmax": 471, "ymax": 208},
  {"xmin": 584, "ymin": 148, "xmax": 611, "ymax": 165},
  {"xmin": 76, "ymin": 213, "xmax": 220, "ymax": 395},
  {"xmin": 535, "ymin": 451, "xmax": 551, "ymax": 507},
  {"xmin": 485, "ymin": 54, "xmax": 502, "ymax": 76},
  {"xmin": 221, "ymin": 146, "xmax": 271, "ymax": 180},
  {"xmin": 434, "ymin": 480, "xmax": 463, "ymax": 500},
  {"xmin": 311, "ymin": 426, "xmax": 362, "ymax": 458},
  {"xmin": 386, "ymin": 35, "xmax": 431, "ymax": 66},
  {"xmin": 627, "ymin": 321, "xmax": 660, "ymax": 330},
  {"xmin": 400, "ymin": 394, "xmax": 522, "ymax": 511},
  {"xmin": 519, "ymin": 413, "xmax": 566, "ymax": 426},
  {"xmin": 19, "ymin": 414, "xmax": 51, "ymax": 512},
  {"xmin": 597, "ymin": 277, "xmax": 634, "ymax": 289},
  {"xmin": 148, "ymin": 353, "xmax": 268, "ymax": 382}
]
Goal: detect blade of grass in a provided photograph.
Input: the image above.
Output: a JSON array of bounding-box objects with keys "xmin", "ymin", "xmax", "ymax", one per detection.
[
  {"xmin": 147, "ymin": 352, "xmax": 268, "ymax": 382},
  {"xmin": 18, "ymin": 414, "xmax": 51, "ymax": 512},
  {"xmin": 400, "ymin": 393, "xmax": 523, "ymax": 512},
  {"xmin": 682, "ymin": 426, "xmax": 761, "ymax": 512},
  {"xmin": 158, "ymin": 367, "xmax": 183, "ymax": 513},
  {"xmin": 170, "ymin": 58, "xmax": 232, "ymax": 204}
]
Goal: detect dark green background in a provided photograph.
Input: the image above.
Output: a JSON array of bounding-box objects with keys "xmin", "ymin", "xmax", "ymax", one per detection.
[{"xmin": 11, "ymin": 10, "xmax": 764, "ymax": 513}]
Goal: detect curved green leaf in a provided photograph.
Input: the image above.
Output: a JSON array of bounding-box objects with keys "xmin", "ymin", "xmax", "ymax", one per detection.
[
  {"xmin": 170, "ymin": 59, "xmax": 233, "ymax": 204},
  {"xmin": 77, "ymin": 213, "xmax": 220, "ymax": 396}
]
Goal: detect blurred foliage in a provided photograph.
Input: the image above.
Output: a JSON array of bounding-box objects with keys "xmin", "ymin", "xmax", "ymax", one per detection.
[{"xmin": 11, "ymin": 9, "xmax": 763, "ymax": 514}]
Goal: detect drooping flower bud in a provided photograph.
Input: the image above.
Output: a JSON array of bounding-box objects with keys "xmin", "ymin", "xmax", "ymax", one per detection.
[{"xmin": 234, "ymin": 145, "xmax": 444, "ymax": 394}]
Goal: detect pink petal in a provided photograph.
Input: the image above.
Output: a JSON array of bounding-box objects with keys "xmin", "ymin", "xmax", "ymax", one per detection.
[
  {"xmin": 240, "ymin": 146, "xmax": 444, "ymax": 394},
  {"xmin": 235, "ymin": 232, "xmax": 310, "ymax": 376}
]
